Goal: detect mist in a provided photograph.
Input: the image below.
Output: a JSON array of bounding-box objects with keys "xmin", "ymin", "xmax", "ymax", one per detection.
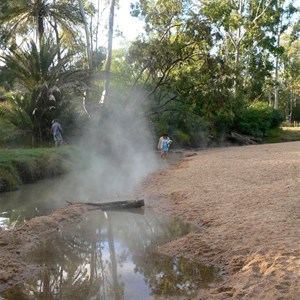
[{"xmin": 63, "ymin": 91, "xmax": 160, "ymax": 203}]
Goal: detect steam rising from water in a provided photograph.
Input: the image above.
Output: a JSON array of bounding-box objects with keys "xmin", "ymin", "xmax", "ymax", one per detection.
[{"xmin": 69, "ymin": 94, "xmax": 159, "ymax": 202}]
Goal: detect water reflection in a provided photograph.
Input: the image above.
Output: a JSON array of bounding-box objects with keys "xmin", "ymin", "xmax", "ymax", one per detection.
[
  {"xmin": 0, "ymin": 175, "xmax": 80, "ymax": 229},
  {"xmin": 1, "ymin": 209, "xmax": 222, "ymax": 300}
]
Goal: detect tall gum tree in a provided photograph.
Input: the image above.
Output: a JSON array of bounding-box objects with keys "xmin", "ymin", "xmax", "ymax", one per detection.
[
  {"xmin": 128, "ymin": 0, "xmax": 232, "ymax": 117},
  {"xmin": 198, "ymin": 0, "xmax": 297, "ymax": 106},
  {"xmin": 279, "ymin": 29, "xmax": 300, "ymax": 121},
  {"xmin": 99, "ymin": 0, "xmax": 116, "ymax": 108}
]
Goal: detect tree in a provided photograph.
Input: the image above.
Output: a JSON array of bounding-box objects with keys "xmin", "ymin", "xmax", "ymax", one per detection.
[
  {"xmin": 0, "ymin": 0, "xmax": 84, "ymax": 49},
  {"xmin": 272, "ymin": 2, "xmax": 298, "ymax": 109},
  {"xmin": 99, "ymin": 0, "xmax": 116, "ymax": 107},
  {"xmin": 279, "ymin": 28, "xmax": 300, "ymax": 121},
  {"xmin": 0, "ymin": 38, "xmax": 86, "ymax": 146},
  {"xmin": 198, "ymin": 0, "xmax": 298, "ymax": 107},
  {"xmin": 126, "ymin": 0, "xmax": 297, "ymax": 143},
  {"xmin": 78, "ymin": 0, "xmax": 93, "ymax": 68},
  {"xmin": 128, "ymin": 0, "xmax": 233, "ymax": 142}
]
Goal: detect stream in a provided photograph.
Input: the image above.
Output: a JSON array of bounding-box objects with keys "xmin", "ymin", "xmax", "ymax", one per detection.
[{"xmin": 0, "ymin": 152, "xmax": 222, "ymax": 299}]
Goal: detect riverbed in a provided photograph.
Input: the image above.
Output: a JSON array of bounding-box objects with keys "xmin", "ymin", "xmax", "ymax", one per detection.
[{"xmin": 0, "ymin": 150, "xmax": 222, "ymax": 299}]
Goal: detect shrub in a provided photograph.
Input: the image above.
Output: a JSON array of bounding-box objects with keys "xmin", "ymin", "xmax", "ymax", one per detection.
[
  {"xmin": 171, "ymin": 130, "xmax": 191, "ymax": 147},
  {"xmin": 232, "ymin": 104, "xmax": 284, "ymax": 137},
  {"xmin": 210, "ymin": 112, "xmax": 234, "ymax": 139}
]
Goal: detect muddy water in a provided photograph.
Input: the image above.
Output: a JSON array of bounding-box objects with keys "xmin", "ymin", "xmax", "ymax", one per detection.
[{"xmin": 0, "ymin": 151, "xmax": 222, "ymax": 299}]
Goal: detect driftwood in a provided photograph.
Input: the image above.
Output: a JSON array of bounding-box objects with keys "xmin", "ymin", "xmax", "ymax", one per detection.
[
  {"xmin": 67, "ymin": 199, "xmax": 145, "ymax": 211},
  {"xmin": 228, "ymin": 131, "xmax": 262, "ymax": 145}
]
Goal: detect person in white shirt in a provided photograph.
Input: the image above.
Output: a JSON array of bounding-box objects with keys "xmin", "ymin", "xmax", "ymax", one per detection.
[{"xmin": 158, "ymin": 133, "xmax": 172, "ymax": 158}]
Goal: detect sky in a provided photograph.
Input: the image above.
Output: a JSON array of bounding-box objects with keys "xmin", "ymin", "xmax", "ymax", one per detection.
[
  {"xmin": 97, "ymin": 0, "xmax": 144, "ymax": 49},
  {"xmin": 109, "ymin": 0, "xmax": 300, "ymax": 48},
  {"xmin": 114, "ymin": 0, "xmax": 144, "ymax": 43}
]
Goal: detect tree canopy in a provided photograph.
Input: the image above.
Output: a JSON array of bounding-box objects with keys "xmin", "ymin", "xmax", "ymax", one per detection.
[{"xmin": 0, "ymin": 0, "xmax": 299, "ymax": 147}]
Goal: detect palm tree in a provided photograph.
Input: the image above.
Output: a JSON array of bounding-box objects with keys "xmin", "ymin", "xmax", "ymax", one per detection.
[
  {"xmin": 0, "ymin": 38, "xmax": 86, "ymax": 146},
  {"xmin": 0, "ymin": 0, "xmax": 83, "ymax": 49}
]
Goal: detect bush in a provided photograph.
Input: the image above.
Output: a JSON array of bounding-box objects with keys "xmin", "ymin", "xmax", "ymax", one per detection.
[
  {"xmin": 231, "ymin": 104, "xmax": 284, "ymax": 137},
  {"xmin": 152, "ymin": 110, "xmax": 211, "ymax": 148},
  {"xmin": 210, "ymin": 112, "xmax": 234, "ymax": 139},
  {"xmin": 171, "ymin": 130, "xmax": 191, "ymax": 147}
]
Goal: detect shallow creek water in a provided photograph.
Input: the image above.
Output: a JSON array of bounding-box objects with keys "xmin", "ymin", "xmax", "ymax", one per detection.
[{"xmin": 0, "ymin": 152, "xmax": 222, "ymax": 299}]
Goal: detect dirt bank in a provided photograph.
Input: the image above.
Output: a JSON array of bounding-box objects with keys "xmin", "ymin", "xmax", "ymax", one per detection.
[
  {"xmin": 134, "ymin": 142, "xmax": 300, "ymax": 299},
  {"xmin": 1, "ymin": 142, "xmax": 300, "ymax": 299}
]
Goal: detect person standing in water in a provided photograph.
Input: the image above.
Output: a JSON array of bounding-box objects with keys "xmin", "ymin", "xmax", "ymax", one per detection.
[
  {"xmin": 51, "ymin": 119, "xmax": 63, "ymax": 147},
  {"xmin": 158, "ymin": 133, "xmax": 172, "ymax": 158}
]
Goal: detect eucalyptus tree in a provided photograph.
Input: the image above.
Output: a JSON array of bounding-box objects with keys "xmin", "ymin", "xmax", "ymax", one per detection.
[
  {"xmin": 128, "ymin": 0, "xmax": 236, "ymax": 143},
  {"xmin": 99, "ymin": 0, "xmax": 116, "ymax": 107},
  {"xmin": 128, "ymin": 0, "xmax": 213, "ymax": 103},
  {"xmin": 278, "ymin": 29, "xmax": 300, "ymax": 121},
  {"xmin": 78, "ymin": 0, "xmax": 93, "ymax": 69},
  {"xmin": 197, "ymin": 0, "xmax": 298, "ymax": 107},
  {"xmin": 272, "ymin": 1, "xmax": 298, "ymax": 109}
]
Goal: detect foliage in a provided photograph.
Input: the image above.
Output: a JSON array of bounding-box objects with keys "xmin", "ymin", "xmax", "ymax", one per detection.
[
  {"xmin": 151, "ymin": 109, "xmax": 210, "ymax": 148},
  {"xmin": 209, "ymin": 111, "xmax": 235, "ymax": 139},
  {"xmin": 0, "ymin": 38, "xmax": 87, "ymax": 146},
  {"xmin": 0, "ymin": 0, "xmax": 299, "ymax": 148},
  {"xmin": 0, "ymin": 0, "xmax": 84, "ymax": 49},
  {"xmin": 127, "ymin": 0, "xmax": 298, "ymax": 142},
  {"xmin": 231, "ymin": 102, "xmax": 284, "ymax": 137},
  {"xmin": 279, "ymin": 30, "xmax": 300, "ymax": 121}
]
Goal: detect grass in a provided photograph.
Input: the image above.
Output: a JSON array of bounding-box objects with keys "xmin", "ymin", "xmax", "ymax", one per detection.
[
  {"xmin": 263, "ymin": 127, "xmax": 300, "ymax": 143},
  {"xmin": 0, "ymin": 146, "xmax": 84, "ymax": 192},
  {"xmin": 281, "ymin": 126, "xmax": 300, "ymax": 132},
  {"xmin": 0, "ymin": 147, "xmax": 68, "ymax": 161}
]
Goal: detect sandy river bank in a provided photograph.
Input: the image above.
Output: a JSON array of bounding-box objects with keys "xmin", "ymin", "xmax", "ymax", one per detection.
[{"xmin": 134, "ymin": 142, "xmax": 300, "ymax": 299}]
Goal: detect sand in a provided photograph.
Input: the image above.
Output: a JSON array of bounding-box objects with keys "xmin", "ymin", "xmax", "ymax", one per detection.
[
  {"xmin": 134, "ymin": 142, "xmax": 300, "ymax": 300},
  {"xmin": 1, "ymin": 141, "xmax": 300, "ymax": 299}
]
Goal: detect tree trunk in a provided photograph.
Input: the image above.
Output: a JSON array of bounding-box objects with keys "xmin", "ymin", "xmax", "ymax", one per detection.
[
  {"xmin": 274, "ymin": 12, "xmax": 283, "ymax": 110},
  {"xmin": 99, "ymin": 0, "xmax": 115, "ymax": 106}
]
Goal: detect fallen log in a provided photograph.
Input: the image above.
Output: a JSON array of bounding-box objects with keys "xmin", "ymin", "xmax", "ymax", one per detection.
[
  {"xmin": 228, "ymin": 131, "xmax": 262, "ymax": 145},
  {"xmin": 67, "ymin": 199, "xmax": 145, "ymax": 211}
]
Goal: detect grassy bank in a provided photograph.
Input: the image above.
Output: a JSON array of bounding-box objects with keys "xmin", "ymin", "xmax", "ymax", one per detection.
[
  {"xmin": 1, "ymin": 126, "xmax": 300, "ymax": 193},
  {"xmin": 263, "ymin": 127, "xmax": 300, "ymax": 143},
  {"xmin": 0, "ymin": 146, "xmax": 83, "ymax": 193}
]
